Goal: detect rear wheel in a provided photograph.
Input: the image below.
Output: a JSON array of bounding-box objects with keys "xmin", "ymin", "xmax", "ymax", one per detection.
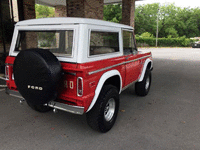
[{"xmin": 86, "ymin": 85, "xmax": 119, "ymax": 133}]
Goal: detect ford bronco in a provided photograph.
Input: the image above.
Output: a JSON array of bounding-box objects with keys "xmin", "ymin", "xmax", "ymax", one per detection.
[{"xmin": 5, "ymin": 17, "xmax": 153, "ymax": 133}]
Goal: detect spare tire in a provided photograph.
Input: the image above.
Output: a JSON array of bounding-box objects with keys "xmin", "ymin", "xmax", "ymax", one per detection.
[{"xmin": 13, "ymin": 49, "xmax": 62, "ymax": 105}]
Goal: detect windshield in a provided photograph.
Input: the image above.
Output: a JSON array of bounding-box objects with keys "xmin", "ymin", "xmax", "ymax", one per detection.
[{"xmin": 15, "ymin": 30, "xmax": 74, "ymax": 57}]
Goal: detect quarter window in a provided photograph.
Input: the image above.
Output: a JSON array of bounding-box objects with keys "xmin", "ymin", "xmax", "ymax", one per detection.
[
  {"xmin": 89, "ymin": 31, "xmax": 119, "ymax": 56},
  {"xmin": 123, "ymin": 30, "xmax": 136, "ymax": 55}
]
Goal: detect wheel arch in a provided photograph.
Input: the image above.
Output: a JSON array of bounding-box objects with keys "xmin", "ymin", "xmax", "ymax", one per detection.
[
  {"xmin": 138, "ymin": 58, "xmax": 153, "ymax": 82},
  {"xmin": 86, "ymin": 70, "xmax": 122, "ymax": 112}
]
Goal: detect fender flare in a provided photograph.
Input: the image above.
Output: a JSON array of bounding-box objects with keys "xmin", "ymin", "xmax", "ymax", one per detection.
[
  {"xmin": 86, "ymin": 70, "xmax": 122, "ymax": 112},
  {"xmin": 138, "ymin": 58, "xmax": 153, "ymax": 82}
]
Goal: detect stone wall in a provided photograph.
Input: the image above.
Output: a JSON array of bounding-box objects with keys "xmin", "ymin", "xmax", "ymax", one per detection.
[
  {"xmin": 55, "ymin": 5, "xmax": 67, "ymax": 17},
  {"xmin": 122, "ymin": 0, "xmax": 135, "ymax": 27}
]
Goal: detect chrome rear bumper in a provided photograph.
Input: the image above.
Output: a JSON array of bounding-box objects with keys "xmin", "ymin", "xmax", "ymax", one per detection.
[
  {"xmin": 47, "ymin": 101, "xmax": 84, "ymax": 115},
  {"xmin": 5, "ymin": 88, "xmax": 84, "ymax": 115}
]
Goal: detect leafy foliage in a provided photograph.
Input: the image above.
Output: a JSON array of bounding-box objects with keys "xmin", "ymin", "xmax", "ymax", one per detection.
[
  {"xmin": 103, "ymin": 3, "xmax": 199, "ymax": 46},
  {"xmin": 103, "ymin": 3, "xmax": 200, "ymax": 38},
  {"xmin": 136, "ymin": 36, "xmax": 195, "ymax": 47},
  {"xmin": 103, "ymin": 4, "xmax": 122, "ymax": 23},
  {"xmin": 141, "ymin": 32, "xmax": 154, "ymax": 38},
  {"xmin": 35, "ymin": 4, "xmax": 56, "ymax": 47},
  {"xmin": 135, "ymin": 3, "xmax": 200, "ymax": 38},
  {"xmin": 35, "ymin": 4, "xmax": 55, "ymax": 19},
  {"xmin": 135, "ymin": 3, "xmax": 159, "ymax": 36},
  {"xmin": 165, "ymin": 28, "xmax": 179, "ymax": 38}
]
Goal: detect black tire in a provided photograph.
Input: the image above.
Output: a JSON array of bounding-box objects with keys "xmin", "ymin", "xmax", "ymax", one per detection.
[
  {"xmin": 13, "ymin": 49, "xmax": 62, "ymax": 106},
  {"xmin": 135, "ymin": 69, "xmax": 151, "ymax": 96},
  {"xmin": 86, "ymin": 85, "xmax": 119, "ymax": 133},
  {"xmin": 26, "ymin": 101, "xmax": 52, "ymax": 113}
]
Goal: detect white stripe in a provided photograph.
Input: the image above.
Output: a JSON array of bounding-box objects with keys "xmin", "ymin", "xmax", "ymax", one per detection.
[{"xmin": 89, "ymin": 55, "xmax": 151, "ymax": 75}]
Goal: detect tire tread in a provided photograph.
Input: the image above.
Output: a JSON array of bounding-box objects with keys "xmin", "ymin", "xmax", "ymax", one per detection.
[{"xmin": 86, "ymin": 85, "xmax": 119, "ymax": 133}]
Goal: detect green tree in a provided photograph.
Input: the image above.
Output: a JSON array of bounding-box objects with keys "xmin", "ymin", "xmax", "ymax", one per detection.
[
  {"xmin": 135, "ymin": 3, "xmax": 200, "ymax": 38},
  {"xmin": 141, "ymin": 32, "xmax": 154, "ymax": 38},
  {"xmin": 135, "ymin": 3, "xmax": 159, "ymax": 36},
  {"xmin": 175, "ymin": 8, "xmax": 199, "ymax": 37},
  {"xmin": 103, "ymin": 4, "xmax": 122, "ymax": 23},
  {"xmin": 103, "ymin": 3, "xmax": 200, "ymax": 38},
  {"xmin": 35, "ymin": 4, "xmax": 55, "ymax": 19},
  {"xmin": 165, "ymin": 27, "xmax": 179, "ymax": 38},
  {"xmin": 158, "ymin": 3, "xmax": 178, "ymax": 37}
]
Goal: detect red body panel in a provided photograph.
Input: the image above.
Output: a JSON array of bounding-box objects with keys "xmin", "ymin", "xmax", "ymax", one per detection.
[
  {"xmin": 124, "ymin": 52, "xmax": 147, "ymax": 86},
  {"xmin": 5, "ymin": 51, "xmax": 151, "ymax": 112},
  {"xmin": 5, "ymin": 57, "xmax": 16, "ymax": 90}
]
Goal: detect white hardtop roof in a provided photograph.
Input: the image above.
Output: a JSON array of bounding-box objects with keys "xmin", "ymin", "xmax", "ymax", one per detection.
[{"xmin": 16, "ymin": 17, "xmax": 133, "ymax": 30}]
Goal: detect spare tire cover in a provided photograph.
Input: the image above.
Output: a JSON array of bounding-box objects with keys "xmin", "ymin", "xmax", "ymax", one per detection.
[{"xmin": 13, "ymin": 49, "xmax": 62, "ymax": 105}]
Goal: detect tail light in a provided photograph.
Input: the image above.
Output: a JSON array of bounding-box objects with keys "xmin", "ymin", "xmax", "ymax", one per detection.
[
  {"xmin": 5, "ymin": 65, "xmax": 9, "ymax": 80},
  {"xmin": 77, "ymin": 77, "xmax": 83, "ymax": 96}
]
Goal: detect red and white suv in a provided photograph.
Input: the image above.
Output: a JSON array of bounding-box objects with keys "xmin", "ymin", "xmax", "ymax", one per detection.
[{"xmin": 5, "ymin": 17, "xmax": 153, "ymax": 132}]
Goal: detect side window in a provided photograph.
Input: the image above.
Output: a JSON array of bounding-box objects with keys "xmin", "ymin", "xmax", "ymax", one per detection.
[
  {"xmin": 89, "ymin": 31, "xmax": 119, "ymax": 56},
  {"xmin": 123, "ymin": 30, "xmax": 136, "ymax": 55}
]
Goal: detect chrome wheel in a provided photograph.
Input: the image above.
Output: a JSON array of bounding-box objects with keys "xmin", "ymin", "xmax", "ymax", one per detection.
[
  {"xmin": 145, "ymin": 76, "xmax": 150, "ymax": 90},
  {"xmin": 86, "ymin": 85, "xmax": 119, "ymax": 132},
  {"xmin": 104, "ymin": 98, "xmax": 116, "ymax": 122}
]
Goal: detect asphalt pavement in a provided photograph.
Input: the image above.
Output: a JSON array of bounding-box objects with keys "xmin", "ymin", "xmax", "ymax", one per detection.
[{"xmin": 0, "ymin": 48, "xmax": 200, "ymax": 150}]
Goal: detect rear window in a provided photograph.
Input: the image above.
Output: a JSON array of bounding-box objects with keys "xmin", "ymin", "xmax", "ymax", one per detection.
[
  {"xmin": 89, "ymin": 31, "xmax": 119, "ymax": 56},
  {"xmin": 15, "ymin": 30, "xmax": 74, "ymax": 57}
]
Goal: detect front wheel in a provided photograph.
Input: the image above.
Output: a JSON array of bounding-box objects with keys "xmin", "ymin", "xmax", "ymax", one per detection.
[
  {"xmin": 135, "ymin": 69, "xmax": 152, "ymax": 96},
  {"xmin": 86, "ymin": 85, "xmax": 119, "ymax": 133}
]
